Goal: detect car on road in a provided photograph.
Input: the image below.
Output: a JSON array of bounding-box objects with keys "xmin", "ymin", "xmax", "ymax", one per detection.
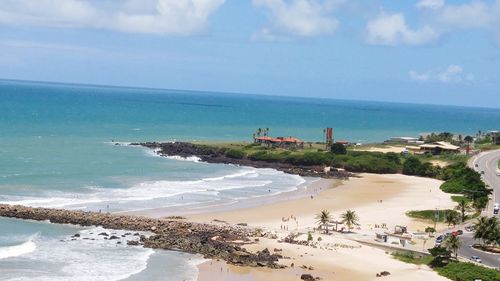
[
  {"xmin": 455, "ymin": 230, "xmax": 463, "ymax": 235},
  {"xmin": 494, "ymin": 203, "xmax": 500, "ymax": 215},
  {"xmin": 480, "ymin": 171, "xmax": 485, "ymax": 174},
  {"xmin": 470, "ymin": 256, "xmax": 482, "ymax": 263},
  {"xmin": 435, "ymin": 235, "xmax": 444, "ymax": 245},
  {"xmin": 496, "ymin": 172, "xmax": 500, "ymax": 176}
]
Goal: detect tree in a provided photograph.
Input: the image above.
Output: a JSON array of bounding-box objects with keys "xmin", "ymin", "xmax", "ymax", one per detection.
[
  {"xmin": 473, "ymin": 217, "xmax": 500, "ymax": 247},
  {"xmin": 455, "ymin": 198, "xmax": 470, "ymax": 223},
  {"xmin": 444, "ymin": 210, "xmax": 459, "ymax": 227},
  {"xmin": 464, "ymin": 135, "xmax": 473, "ymax": 144},
  {"xmin": 316, "ymin": 210, "xmax": 331, "ymax": 234},
  {"xmin": 442, "ymin": 235, "xmax": 461, "ymax": 259},
  {"xmin": 330, "ymin": 143, "xmax": 347, "ymax": 155},
  {"xmin": 402, "ymin": 157, "xmax": 421, "ymax": 175},
  {"xmin": 428, "ymin": 246, "xmax": 452, "ymax": 267},
  {"xmin": 341, "ymin": 210, "xmax": 359, "ymax": 232}
]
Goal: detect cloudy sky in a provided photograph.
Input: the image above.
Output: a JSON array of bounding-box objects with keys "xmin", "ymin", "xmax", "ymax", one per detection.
[{"xmin": 0, "ymin": 0, "xmax": 499, "ymax": 107}]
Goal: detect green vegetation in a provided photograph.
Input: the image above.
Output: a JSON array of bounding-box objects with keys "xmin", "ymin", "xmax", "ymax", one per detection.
[
  {"xmin": 406, "ymin": 209, "xmax": 458, "ymax": 223},
  {"xmin": 425, "ymin": 226, "xmax": 436, "ymax": 233},
  {"xmin": 330, "ymin": 143, "xmax": 347, "ymax": 154},
  {"xmin": 402, "ymin": 156, "xmax": 440, "ymax": 177},
  {"xmin": 423, "ymin": 132, "xmax": 456, "ymax": 144},
  {"xmin": 391, "ymin": 251, "xmax": 433, "ymax": 265},
  {"xmin": 435, "ymin": 262, "xmax": 500, "ymax": 281},
  {"xmin": 438, "ymin": 162, "xmax": 491, "ymax": 210},
  {"xmin": 340, "ymin": 209, "xmax": 359, "ymax": 232},
  {"xmin": 203, "ymin": 140, "xmax": 491, "ymax": 215},
  {"xmin": 316, "ymin": 210, "xmax": 331, "ymax": 234},
  {"xmin": 450, "ymin": 195, "xmax": 469, "ymax": 203},
  {"xmin": 392, "ymin": 247, "xmax": 500, "ymax": 281},
  {"xmin": 225, "ymin": 148, "xmax": 245, "ymax": 159},
  {"xmin": 473, "ymin": 217, "xmax": 500, "ymax": 247}
]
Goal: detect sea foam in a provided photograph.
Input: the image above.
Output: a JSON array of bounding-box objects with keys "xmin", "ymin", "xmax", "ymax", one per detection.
[{"xmin": 0, "ymin": 235, "xmax": 37, "ymax": 260}]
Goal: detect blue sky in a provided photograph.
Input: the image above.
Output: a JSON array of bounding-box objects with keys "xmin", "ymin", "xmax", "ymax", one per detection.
[{"xmin": 0, "ymin": 0, "xmax": 499, "ymax": 107}]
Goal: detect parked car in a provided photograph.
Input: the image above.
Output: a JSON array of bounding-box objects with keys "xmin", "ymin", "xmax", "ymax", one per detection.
[
  {"xmin": 470, "ymin": 256, "xmax": 482, "ymax": 263},
  {"xmin": 456, "ymin": 230, "xmax": 463, "ymax": 235},
  {"xmin": 480, "ymin": 171, "xmax": 485, "ymax": 174},
  {"xmin": 494, "ymin": 203, "xmax": 500, "ymax": 215}
]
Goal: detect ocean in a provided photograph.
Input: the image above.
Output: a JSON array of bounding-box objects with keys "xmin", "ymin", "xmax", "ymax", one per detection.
[{"xmin": 1, "ymin": 79, "xmax": 499, "ymax": 280}]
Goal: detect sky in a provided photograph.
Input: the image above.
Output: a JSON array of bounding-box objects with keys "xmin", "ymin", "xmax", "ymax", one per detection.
[{"xmin": 0, "ymin": 0, "xmax": 499, "ymax": 108}]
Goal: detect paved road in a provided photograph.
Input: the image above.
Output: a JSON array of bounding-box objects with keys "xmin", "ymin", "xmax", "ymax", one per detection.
[
  {"xmin": 472, "ymin": 149, "xmax": 500, "ymax": 215},
  {"xmin": 455, "ymin": 149, "xmax": 500, "ymax": 268}
]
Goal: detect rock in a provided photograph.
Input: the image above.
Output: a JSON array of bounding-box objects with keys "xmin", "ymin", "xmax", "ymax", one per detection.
[
  {"xmin": 0, "ymin": 203, "xmax": 283, "ymax": 269},
  {"xmin": 300, "ymin": 274, "xmax": 315, "ymax": 281}
]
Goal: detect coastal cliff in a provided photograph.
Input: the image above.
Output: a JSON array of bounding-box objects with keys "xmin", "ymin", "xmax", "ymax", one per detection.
[
  {"xmin": 133, "ymin": 142, "xmax": 353, "ymax": 179},
  {"xmin": 0, "ymin": 204, "xmax": 282, "ymax": 268}
]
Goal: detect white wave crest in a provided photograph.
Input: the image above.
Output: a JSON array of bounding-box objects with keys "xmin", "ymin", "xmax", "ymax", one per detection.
[
  {"xmin": 0, "ymin": 235, "xmax": 37, "ymax": 260},
  {"xmin": 165, "ymin": 155, "xmax": 202, "ymax": 163}
]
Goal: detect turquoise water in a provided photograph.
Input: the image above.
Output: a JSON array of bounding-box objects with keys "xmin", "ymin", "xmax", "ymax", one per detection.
[{"xmin": 1, "ymin": 79, "xmax": 499, "ymax": 280}]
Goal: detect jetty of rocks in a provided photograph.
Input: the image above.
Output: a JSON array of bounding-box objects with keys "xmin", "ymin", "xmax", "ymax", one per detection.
[{"xmin": 0, "ymin": 204, "xmax": 282, "ymax": 268}]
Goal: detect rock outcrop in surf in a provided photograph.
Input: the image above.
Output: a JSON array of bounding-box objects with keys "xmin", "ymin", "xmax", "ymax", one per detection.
[
  {"xmin": 0, "ymin": 204, "xmax": 283, "ymax": 268},
  {"xmin": 133, "ymin": 142, "xmax": 353, "ymax": 179}
]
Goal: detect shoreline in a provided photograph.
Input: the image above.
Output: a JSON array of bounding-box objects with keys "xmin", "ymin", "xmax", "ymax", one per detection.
[
  {"xmin": 132, "ymin": 142, "xmax": 354, "ymax": 179},
  {"xmin": 123, "ymin": 177, "xmax": 335, "ymax": 219},
  {"xmin": 190, "ymin": 173, "xmax": 455, "ymax": 281}
]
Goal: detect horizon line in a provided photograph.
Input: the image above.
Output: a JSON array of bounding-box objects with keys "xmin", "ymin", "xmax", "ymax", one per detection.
[{"xmin": 1, "ymin": 77, "xmax": 499, "ymax": 111}]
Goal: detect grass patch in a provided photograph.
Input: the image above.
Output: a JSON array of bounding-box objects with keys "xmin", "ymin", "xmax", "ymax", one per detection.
[
  {"xmin": 406, "ymin": 210, "xmax": 456, "ymax": 222},
  {"xmin": 451, "ymin": 195, "xmax": 471, "ymax": 204},
  {"xmin": 435, "ymin": 261, "xmax": 500, "ymax": 281},
  {"xmin": 393, "ymin": 252, "xmax": 500, "ymax": 281},
  {"xmin": 391, "ymin": 252, "xmax": 433, "ymax": 265}
]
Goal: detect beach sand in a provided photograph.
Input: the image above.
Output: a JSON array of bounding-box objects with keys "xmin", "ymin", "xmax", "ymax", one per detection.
[{"xmin": 189, "ymin": 173, "xmax": 454, "ymax": 281}]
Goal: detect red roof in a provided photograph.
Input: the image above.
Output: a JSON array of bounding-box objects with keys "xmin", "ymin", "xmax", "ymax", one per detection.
[
  {"xmin": 256, "ymin": 136, "xmax": 282, "ymax": 142},
  {"xmin": 281, "ymin": 137, "xmax": 302, "ymax": 143},
  {"xmin": 257, "ymin": 136, "xmax": 303, "ymax": 143}
]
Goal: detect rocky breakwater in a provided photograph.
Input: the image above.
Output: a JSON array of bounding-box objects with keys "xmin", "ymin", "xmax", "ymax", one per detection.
[
  {"xmin": 132, "ymin": 142, "xmax": 353, "ymax": 179},
  {"xmin": 0, "ymin": 204, "xmax": 283, "ymax": 268}
]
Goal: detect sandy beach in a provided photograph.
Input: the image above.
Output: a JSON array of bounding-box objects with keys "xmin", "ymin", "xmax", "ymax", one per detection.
[{"xmin": 188, "ymin": 173, "xmax": 455, "ymax": 281}]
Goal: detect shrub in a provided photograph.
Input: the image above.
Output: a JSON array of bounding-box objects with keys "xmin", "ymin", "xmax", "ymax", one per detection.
[
  {"xmin": 330, "ymin": 143, "xmax": 347, "ymax": 154},
  {"xmin": 436, "ymin": 261, "xmax": 500, "ymax": 281},
  {"xmin": 425, "ymin": 226, "xmax": 436, "ymax": 233},
  {"xmin": 225, "ymin": 149, "xmax": 245, "ymax": 159}
]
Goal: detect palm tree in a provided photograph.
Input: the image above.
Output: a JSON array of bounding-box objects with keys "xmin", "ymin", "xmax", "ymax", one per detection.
[
  {"xmin": 464, "ymin": 135, "xmax": 474, "ymax": 155},
  {"xmin": 442, "ymin": 235, "xmax": 461, "ymax": 259},
  {"xmin": 341, "ymin": 210, "xmax": 359, "ymax": 232},
  {"xmin": 473, "ymin": 216, "xmax": 489, "ymax": 245},
  {"xmin": 316, "ymin": 210, "xmax": 331, "ymax": 234},
  {"xmin": 455, "ymin": 198, "xmax": 470, "ymax": 223},
  {"xmin": 444, "ymin": 211, "xmax": 459, "ymax": 227}
]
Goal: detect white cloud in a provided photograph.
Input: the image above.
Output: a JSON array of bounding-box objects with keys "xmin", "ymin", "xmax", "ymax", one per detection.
[
  {"xmin": 252, "ymin": 0, "xmax": 344, "ymax": 39},
  {"xmin": 0, "ymin": 0, "xmax": 225, "ymax": 35},
  {"xmin": 370, "ymin": 1, "xmax": 500, "ymax": 46},
  {"xmin": 409, "ymin": 70, "xmax": 430, "ymax": 81},
  {"xmin": 409, "ymin": 64, "xmax": 474, "ymax": 83},
  {"xmin": 437, "ymin": 1, "xmax": 492, "ymax": 29},
  {"xmin": 365, "ymin": 13, "xmax": 439, "ymax": 46},
  {"xmin": 416, "ymin": 0, "xmax": 444, "ymax": 10}
]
